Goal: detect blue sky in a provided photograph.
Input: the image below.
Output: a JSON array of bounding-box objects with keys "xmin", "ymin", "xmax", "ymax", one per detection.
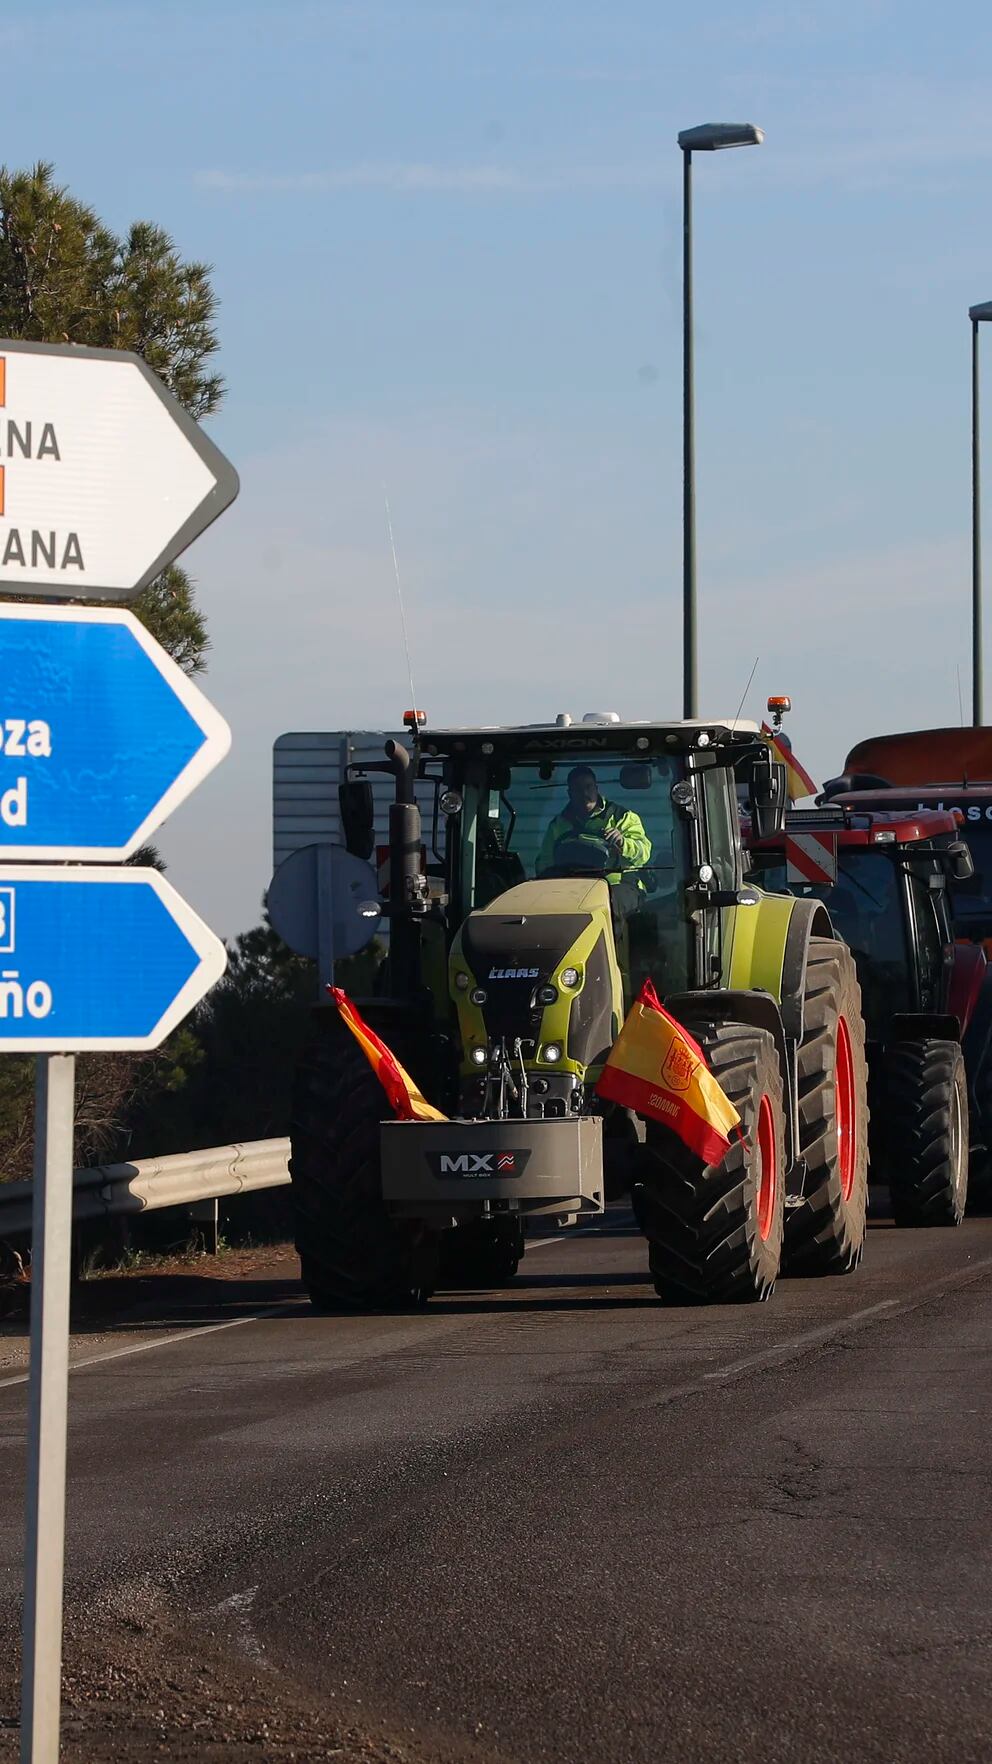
[{"xmin": 5, "ymin": 1, "xmax": 992, "ymax": 933}]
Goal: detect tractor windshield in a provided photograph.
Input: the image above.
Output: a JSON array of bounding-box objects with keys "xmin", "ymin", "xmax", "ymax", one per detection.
[
  {"xmin": 463, "ymin": 753, "xmax": 693, "ymax": 998},
  {"xmin": 747, "ymin": 848, "xmax": 911, "ymax": 1027}
]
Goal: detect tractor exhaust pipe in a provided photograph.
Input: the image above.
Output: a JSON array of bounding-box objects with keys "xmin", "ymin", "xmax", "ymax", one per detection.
[{"xmin": 384, "ymin": 741, "xmax": 423, "ymax": 994}]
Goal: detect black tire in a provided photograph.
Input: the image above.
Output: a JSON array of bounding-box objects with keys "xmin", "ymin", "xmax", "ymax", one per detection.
[
  {"xmin": 437, "ymin": 1218, "xmax": 525, "ymax": 1289},
  {"xmin": 884, "ymin": 1039, "xmax": 969, "ymax": 1227},
  {"xmin": 784, "ymin": 938, "xmax": 869, "ymax": 1276},
  {"xmin": 290, "ymin": 1012, "xmax": 438, "ymax": 1310},
  {"xmin": 633, "ymin": 1022, "xmax": 786, "ymax": 1305}
]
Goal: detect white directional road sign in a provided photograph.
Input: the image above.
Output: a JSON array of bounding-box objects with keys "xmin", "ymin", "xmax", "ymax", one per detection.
[
  {"xmin": 0, "ymin": 339, "xmax": 239, "ymax": 601},
  {"xmin": 0, "ymin": 603, "xmax": 231, "ymax": 860},
  {"xmin": 0, "ymin": 866, "xmax": 227, "ymax": 1051}
]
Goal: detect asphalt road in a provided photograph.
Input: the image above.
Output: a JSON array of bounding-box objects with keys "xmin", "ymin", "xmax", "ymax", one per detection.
[{"xmin": 1, "ymin": 1206, "xmax": 991, "ymax": 1763}]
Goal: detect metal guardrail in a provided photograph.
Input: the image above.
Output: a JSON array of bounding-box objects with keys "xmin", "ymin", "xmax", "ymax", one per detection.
[{"xmin": 0, "ymin": 1138, "xmax": 291, "ymax": 1238}]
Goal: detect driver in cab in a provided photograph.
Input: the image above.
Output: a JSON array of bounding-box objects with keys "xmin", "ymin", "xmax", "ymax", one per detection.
[{"xmin": 537, "ymin": 765, "xmax": 651, "ymax": 884}]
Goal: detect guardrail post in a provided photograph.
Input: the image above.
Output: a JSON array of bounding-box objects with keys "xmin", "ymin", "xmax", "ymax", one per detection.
[{"xmin": 190, "ymin": 1197, "xmax": 219, "ymax": 1254}]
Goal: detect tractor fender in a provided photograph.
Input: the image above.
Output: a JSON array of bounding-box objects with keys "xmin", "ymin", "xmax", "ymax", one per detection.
[
  {"xmin": 665, "ymin": 987, "xmax": 796, "ymax": 1171},
  {"xmin": 723, "ymin": 893, "xmax": 834, "ymax": 1039},
  {"xmin": 948, "ymin": 940, "xmax": 987, "ymax": 1038}
]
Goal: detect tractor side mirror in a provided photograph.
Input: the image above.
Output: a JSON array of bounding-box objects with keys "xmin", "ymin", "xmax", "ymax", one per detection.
[
  {"xmin": 750, "ymin": 757, "xmax": 788, "ymax": 839},
  {"xmin": 339, "ymin": 778, "xmax": 375, "ymax": 860},
  {"xmin": 945, "ymin": 840, "xmax": 975, "ymax": 882}
]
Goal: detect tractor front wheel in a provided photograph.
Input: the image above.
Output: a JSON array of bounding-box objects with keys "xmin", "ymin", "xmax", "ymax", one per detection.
[
  {"xmin": 634, "ymin": 1021, "xmax": 786, "ymax": 1305},
  {"xmin": 290, "ymin": 1012, "xmax": 438, "ymax": 1310}
]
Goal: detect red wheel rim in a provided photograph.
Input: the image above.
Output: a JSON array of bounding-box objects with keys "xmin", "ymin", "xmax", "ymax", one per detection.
[
  {"xmin": 835, "ymin": 1014, "xmax": 856, "ymax": 1202},
  {"xmin": 756, "ymin": 1092, "xmax": 778, "ymax": 1243}
]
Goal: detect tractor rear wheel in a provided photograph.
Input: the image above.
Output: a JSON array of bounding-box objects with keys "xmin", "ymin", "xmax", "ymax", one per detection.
[
  {"xmin": 290, "ymin": 1012, "xmax": 438, "ymax": 1310},
  {"xmin": 784, "ymin": 938, "xmax": 869, "ymax": 1276},
  {"xmin": 634, "ymin": 1022, "xmax": 786, "ymax": 1305},
  {"xmin": 438, "ymin": 1218, "xmax": 525, "ymax": 1289},
  {"xmin": 884, "ymin": 1039, "xmax": 969, "ymax": 1227}
]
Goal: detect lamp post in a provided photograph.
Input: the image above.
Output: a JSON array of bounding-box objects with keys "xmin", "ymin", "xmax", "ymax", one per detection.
[
  {"xmin": 969, "ymin": 301, "xmax": 992, "ymax": 726},
  {"xmin": 677, "ymin": 122, "xmax": 764, "ymax": 718}
]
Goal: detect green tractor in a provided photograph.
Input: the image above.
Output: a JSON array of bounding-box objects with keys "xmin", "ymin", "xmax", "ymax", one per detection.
[{"xmin": 290, "ymin": 714, "xmax": 869, "ymax": 1307}]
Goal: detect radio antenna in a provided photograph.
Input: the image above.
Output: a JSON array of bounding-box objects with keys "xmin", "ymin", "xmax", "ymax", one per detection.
[
  {"xmin": 957, "ymin": 665, "xmax": 965, "ymax": 728},
  {"xmin": 732, "ymin": 655, "xmax": 760, "ymax": 726},
  {"xmin": 384, "ymin": 491, "xmax": 420, "ymax": 728}
]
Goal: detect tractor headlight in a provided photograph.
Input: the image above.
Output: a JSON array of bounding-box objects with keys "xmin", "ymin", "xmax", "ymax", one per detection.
[
  {"xmin": 470, "ymin": 1046, "xmax": 488, "ymax": 1066},
  {"xmin": 559, "ymin": 967, "xmax": 580, "ymax": 989},
  {"xmin": 537, "ymin": 984, "xmax": 558, "ymax": 1006},
  {"xmin": 470, "ymin": 987, "xmax": 488, "ymax": 1005},
  {"xmin": 455, "ymin": 972, "xmax": 471, "ymax": 991},
  {"xmin": 542, "ymin": 1042, "xmax": 563, "ymax": 1063}
]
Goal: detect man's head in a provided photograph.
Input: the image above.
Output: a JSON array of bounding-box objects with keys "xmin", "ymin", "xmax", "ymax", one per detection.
[{"xmin": 567, "ymin": 766, "xmax": 601, "ymax": 816}]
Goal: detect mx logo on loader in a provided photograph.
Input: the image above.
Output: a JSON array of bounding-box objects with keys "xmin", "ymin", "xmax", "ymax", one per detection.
[{"xmin": 430, "ymin": 1150, "xmax": 532, "ymax": 1178}]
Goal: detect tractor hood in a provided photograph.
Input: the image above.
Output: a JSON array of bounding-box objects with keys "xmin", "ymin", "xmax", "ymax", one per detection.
[{"xmin": 449, "ymin": 877, "xmax": 623, "ymax": 1089}]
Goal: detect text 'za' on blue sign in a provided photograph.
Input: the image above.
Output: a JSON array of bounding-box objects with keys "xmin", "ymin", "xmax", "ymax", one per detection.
[
  {"xmin": 0, "ymin": 602, "xmax": 230, "ymax": 860},
  {"xmin": 0, "ymin": 866, "xmax": 227, "ymax": 1051}
]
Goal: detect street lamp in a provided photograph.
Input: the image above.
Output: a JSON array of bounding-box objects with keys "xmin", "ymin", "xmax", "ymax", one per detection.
[
  {"xmin": 678, "ymin": 122, "xmax": 764, "ymax": 718},
  {"xmin": 969, "ymin": 301, "xmax": 992, "ymax": 726}
]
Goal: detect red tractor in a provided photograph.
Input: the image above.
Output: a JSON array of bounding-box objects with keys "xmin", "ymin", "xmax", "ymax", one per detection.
[
  {"xmin": 821, "ymin": 726, "xmax": 992, "ymax": 1189},
  {"xmin": 745, "ymin": 803, "xmax": 984, "ymax": 1226}
]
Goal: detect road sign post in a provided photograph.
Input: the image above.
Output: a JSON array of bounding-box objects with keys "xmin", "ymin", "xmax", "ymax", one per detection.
[
  {"xmin": 20, "ymin": 1055, "xmax": 75, "ymax": 1764},
  {"xmin": 0, "ymin": 338, "xmax": 238, "ymax": 1764}
]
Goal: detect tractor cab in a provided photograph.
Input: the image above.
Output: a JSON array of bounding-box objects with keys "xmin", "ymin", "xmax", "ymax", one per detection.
[{"xmin": 744, "ymin": 805, "xmax": 978, "ymax": 1043}]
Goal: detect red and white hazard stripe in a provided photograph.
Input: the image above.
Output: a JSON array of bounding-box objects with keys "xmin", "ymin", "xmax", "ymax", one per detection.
[{"xmin": 785, "ymin": 831, "xmax": 838, "ymax": 886}]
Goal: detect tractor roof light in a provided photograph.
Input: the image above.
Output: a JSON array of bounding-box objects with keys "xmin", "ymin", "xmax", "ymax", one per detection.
[
  {"xmin": 470, "ymin": 1046, "xmax": 488, "ymax": 1066},
  {"xmin": 767, "ymin": 695, "xmax": 791, "ymax": 714},
  {"xmin": 873, "ymin": 830, "xmax": 897, "ymax": 844},
  {"xmin": 403, "ymin": 709, "xmax": 427, "ymax": 728}
]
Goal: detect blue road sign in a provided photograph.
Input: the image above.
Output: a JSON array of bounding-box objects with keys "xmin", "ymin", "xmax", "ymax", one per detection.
[
  {"xmin": 0, "ymin": 867, "xmax": 226, "ymax": 1050},
  {"xmin": 0, "ymin": 603, "xmax": 230, "ymax": 860}
]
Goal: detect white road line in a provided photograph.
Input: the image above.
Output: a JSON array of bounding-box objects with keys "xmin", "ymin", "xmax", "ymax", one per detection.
[
  {"xmin": 3, "ymin": 1244, "xmax": 987, "ymax": 1398},
  {"xmin": 704, "ymin": 1298, "xmax": 901, "ymax": 1379},
  {"xmin": 705, "ymin": 1252, "xmax": 992, "ymax": 1383},
  {"xmin": 0, "ymin": 1306, "xmax": 293, "ymax": 1392}
]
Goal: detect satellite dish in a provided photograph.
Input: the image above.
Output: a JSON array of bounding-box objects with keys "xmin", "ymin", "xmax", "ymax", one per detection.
[{"xmin": 267, "ymin": 843, "xmax": 381, "ymax": 973}]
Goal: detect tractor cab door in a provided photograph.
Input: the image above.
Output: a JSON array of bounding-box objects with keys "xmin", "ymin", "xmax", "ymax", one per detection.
[{"xmin": 905, "ymin": 859, "xmax": 955, "ymax": 1013}]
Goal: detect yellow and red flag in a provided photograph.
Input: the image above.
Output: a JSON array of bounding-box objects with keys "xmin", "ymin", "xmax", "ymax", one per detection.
[
  {"xmin": 329, "ymin": 987, "xmax": 448, "ymax": 1122},
  {"xmin": 760, "ymin": 721, "xmax": 817, "ymax": 802},
  {"xmin": 596, "ymin": 981, "xmax": 740, "ymax": 1167}
]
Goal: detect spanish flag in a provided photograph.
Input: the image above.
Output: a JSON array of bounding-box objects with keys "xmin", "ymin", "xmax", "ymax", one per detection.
[
  {"xmin": 760, "ymin": 721, "xmax": 817, "ymax": 802},
  {"xmin": 328, "ymin": 987, "xmax": 448, "ymax": 1122},
  {"xmin": 596, "ymin": 981, "xmax": 740, "ymax": 1167}
]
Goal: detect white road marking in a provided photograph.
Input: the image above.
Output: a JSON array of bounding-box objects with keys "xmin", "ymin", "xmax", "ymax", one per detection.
[
  {"xmin": 704, "ymin": 1298, "xmax": 900, "ymax": 1379},
  {"xmin": 0, "ymin": 1306, "xmax": 293, "ymax": 1391},
  {"xmin": 1, "ymin": 1244, "xmax": 987, "ymax": 1398}
]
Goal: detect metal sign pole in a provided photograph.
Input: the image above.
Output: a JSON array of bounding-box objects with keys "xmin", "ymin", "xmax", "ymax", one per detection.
[{"xmin": 20, "ymin": 1053, "xmax": 76, "ymax": 1764}]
